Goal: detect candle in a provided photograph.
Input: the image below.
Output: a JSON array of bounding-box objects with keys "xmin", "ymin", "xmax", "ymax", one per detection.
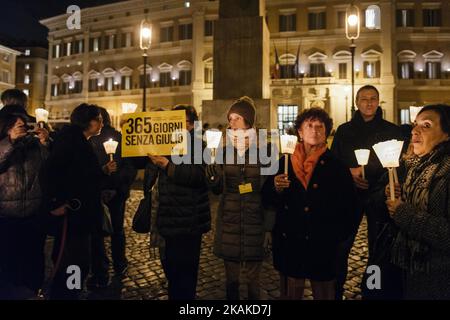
[
  {"xmin": 103, "ymin": 138, "xmax": 118, "ymax": 161},
  {"xmin": 206, "ymin": 130, "xmax": 222, "ymax": 164},
  {"xmin": 280, "ymin": 135, "xmax": 298, "ymax": 175},
  {"xmin": 354, "ymin": 149, "xmax": 370, "ymax": 180},
  {"xmin": 35, "ymin": 108, "xmax": 49, "ymax": 128}
]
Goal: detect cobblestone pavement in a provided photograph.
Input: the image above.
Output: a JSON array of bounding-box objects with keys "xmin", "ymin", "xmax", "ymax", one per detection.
[{"xmin": 45, "ymin": 190, "xmax": 368, "ymax": 300}]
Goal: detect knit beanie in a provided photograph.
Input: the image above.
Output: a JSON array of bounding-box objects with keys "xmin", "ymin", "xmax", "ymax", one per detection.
[{"xmin": 227, "ymin": 96, "xmax": 256, "ymax": 128}]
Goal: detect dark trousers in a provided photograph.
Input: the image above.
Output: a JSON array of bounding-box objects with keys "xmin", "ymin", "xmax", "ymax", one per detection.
[
  {"xmin": 91, "ymin": 194, "xmax": 128, "ymax": 277},
  {"xmin": 164, "ymin": 234, "xmax": 202, "ymax": 300},
  {"xmin": 0, "ymin": 216, "xmax": 46, "ymax": 299},
  {"xmin": 335, "ymin": 209, "xmax": 364, "ymax": 300},
  {"xmin": 224, "ymin": 260, "xmax": 262, "ymax": 300},
  {"xmin": 50, "ymin": 228, "xmax": 90, "ymax": 300}
]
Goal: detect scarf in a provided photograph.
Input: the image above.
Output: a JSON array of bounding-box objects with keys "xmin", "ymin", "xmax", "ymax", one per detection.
[
  {"xmin": 291, "ymin": 142, "xmax": 327, "ymax": 189},
  {"xmin": 390, "ymin": 141, "xmax": 450, "ymax": 274}
]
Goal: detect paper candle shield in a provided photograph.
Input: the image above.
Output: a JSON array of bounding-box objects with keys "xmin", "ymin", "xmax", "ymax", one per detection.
[
  {"xmin": 409, "ymin": 106, "xmax": 423, "ymax": 123},
  {"xmin": 205, "ymin": 130, "xmax": 222, "ymax": 149},
  {"xmin": 373, "ymin": 140, "xmax": 404, "ymax": 168},
  {"xmin": 121, "ymin": 103, "xmax": 138, "ymax": 114},
  {"xmin": 280, "ymin": 135, "xmax": 298, "ymax": 154},
  {"xmin": 354, "ymin": 149, "xmax": 370, "ymax": 166},
  {"xmin": 103, "ymin": 139, "xmax": 119, "ymax": 154},
  {"xmin": 35, "ymin": 108, "xmax": 49, "ymax": 123}
]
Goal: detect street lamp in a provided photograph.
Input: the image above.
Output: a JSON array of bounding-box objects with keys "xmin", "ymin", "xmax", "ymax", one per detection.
[
  {"xmin": 345, "ymin": 3, "xmax": 360, "ymax": 117},
  {"xmin": 140, "ymin": 19, "xmax": 152, "ymax": 112}
]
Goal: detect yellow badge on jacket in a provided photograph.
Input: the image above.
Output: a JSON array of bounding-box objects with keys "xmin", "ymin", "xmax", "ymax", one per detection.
[{"xmin": 239, "ymin": 183, "xmax": 253, "ymax": 194}]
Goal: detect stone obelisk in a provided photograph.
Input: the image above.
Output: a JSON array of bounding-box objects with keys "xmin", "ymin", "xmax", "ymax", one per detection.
[{"xmin": 202, "ymin": 0, "xmax": 271, "ymax": 129}]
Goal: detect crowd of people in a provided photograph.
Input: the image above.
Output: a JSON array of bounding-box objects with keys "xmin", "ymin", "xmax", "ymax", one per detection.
[{"xmin": 0, "ymin": 85, "xmax": 449, "ymax": 300}]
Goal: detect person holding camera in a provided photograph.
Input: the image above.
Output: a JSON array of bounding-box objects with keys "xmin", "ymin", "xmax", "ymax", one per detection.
[{"xmin": 0, "ymin": 110, "xmax": 49, "ymax": 299}]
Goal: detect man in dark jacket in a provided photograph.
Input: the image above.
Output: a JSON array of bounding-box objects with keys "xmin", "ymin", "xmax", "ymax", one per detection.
[
  {"xmin": 41, "ymin": 104, "xmax": 116, "ymax": 299},
  {"xmin": 145, "ymin": 105, "xmax": 211, "ymax": 300},
  {"xmin": 330, "ymin": 85, "xmax": 403, "ymax": 300},
  {"xmin": 0, "ymin": 112, "xmax": 49, "ymax": 299},
  {"xmin": 88, "ymin": 107, "xmax": 137, "ymax": 286}
]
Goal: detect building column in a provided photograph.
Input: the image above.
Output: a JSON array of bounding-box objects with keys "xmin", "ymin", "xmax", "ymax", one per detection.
[
  {"xmin": 45, "ymin": 37, "xmax": 53, "ymax": 105},
  {"xmin": 82, "ymin": 29, "xmax": 90, "ymax": 101},
  {"xmin": 380, "ymin": 0, "xmax": 396, "ymax": 122},
  {"xmin": 192, "ymin": 8, "xmax": 205, "ymax": 114}
]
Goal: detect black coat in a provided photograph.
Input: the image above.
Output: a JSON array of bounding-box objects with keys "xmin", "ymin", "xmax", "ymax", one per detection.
[
  {"xmin": 151, "ymin": 129, "xmax": 211, "ymax": 238},
  {"xmin": 0, "ymin": 136, "xmax": 47, "ymax": 218},
  {"xmin": 262, "ymin": 150, "xmax": 360, "ymax": 281},
  {"xmin": 41, "ymin": 125, "xmax": 105, "ymax": 235},
  {"xmin": 330, "ymin": 107, "xmax": 403, "ymax": 200},
  {"xmin": 90, "ymin": 125, "xmax": 137, "ymax": 197}
]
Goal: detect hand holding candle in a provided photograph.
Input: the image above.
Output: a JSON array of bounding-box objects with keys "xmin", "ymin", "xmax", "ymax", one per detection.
[
  {"xmin": 280, "ymin": 135, "xmax": 298, "ymax": 175},
  {"xmin": 206, "ymin": 130, "xmax": 222, "ymax": 164}
]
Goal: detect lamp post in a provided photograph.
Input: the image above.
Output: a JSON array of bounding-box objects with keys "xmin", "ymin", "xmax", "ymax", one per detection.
[
  {"xmin": 140, "ymin": 20, "xmax": 152, "ymax": 112},
  {"xmin": 345, "ymin": 4, "xmax": 360, "ymax": 117}
]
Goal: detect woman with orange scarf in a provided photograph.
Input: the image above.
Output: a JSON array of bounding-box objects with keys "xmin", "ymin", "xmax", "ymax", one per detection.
[{"xmin": 262, "ymin": 108, "xmax": 359, "ymax": 300}]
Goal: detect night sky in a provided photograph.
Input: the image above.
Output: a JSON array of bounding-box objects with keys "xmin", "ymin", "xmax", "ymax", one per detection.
[{"xmin": 0, "ymin": 0, "xmax": 124, "ymax": 47}]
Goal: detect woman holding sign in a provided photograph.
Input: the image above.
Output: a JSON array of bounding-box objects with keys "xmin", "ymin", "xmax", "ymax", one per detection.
[
  {"xmin": 262, "ymin": 108, "xmax": 359, "ymax": 300},
  {"xmin": 385, "ymin": 104, "xmax": 450, "ymax": 299},
  {"xmin": 206, "ymin": 96, "xmax": 275, "ymax": 300}
]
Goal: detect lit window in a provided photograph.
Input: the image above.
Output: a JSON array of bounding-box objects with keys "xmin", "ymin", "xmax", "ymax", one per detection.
[
  {"xmin": 25, "ymin": 64, "xmax": 30, "ymax": 70},
  {"xmin": 93, "ymin": 38, "xmax": 99, "ymax": 52},
  {"xmin": 23, "ymin": 89, "xmax": 29, "ymax": 96},
  {"xmin": 277, "ymin": 105, "xmax": 298, "ymax": 134},
  {"xmin": 185, "ymin": 1, "xmax": 190, "ymax": 8},
  {"xmin": 66, "ymin": 42, "xmax": 71, "ymax": 56},
  {"xmin": 400, "ymin": 109, "xmax": 410, "ymax": 124},
  {"xmin": 365, "ymin": 5, "xmax": 381, "ymax": 29},
  {"xmin": 24, "ymin": 75, "xmax": 30, "ymax": 84},
  {"xmin": 25, "ymin": 50, "xmax": 30, "ymax": 56}
]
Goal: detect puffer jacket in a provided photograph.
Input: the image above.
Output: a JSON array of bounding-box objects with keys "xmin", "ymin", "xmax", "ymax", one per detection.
[
  {"xmin": 0, "ymin": 136, "xmax": 47, "ymax": 218},
  {"xmin": 208, "ymin": 140, "xmax": 276, "ymax": 262}
]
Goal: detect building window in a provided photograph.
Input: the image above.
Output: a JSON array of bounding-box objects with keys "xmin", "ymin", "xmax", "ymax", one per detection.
[
  {"xmin": 396, "ymin": 9, "xmax": 415, "ymax": 27},
  {"xmin": 74, "ymin": 80, "xmax": 83, "ymax": 93},
  {"xmin": 139, "ymin": 74, "xmax": 151, "ymax": 88},
  {"xmin": 75, "ymin": 39, "xmax": 83, "ymax": 54},
  {"xmin": 122, "ymin": 32, "xmax": 133, "ymax": 47},
  {"xmin": 310, "ymin": 63, "xmax": 326, "ymax": 77},
  {"xmin": 160, "ymin": 72, "xmax": 172, "ymax": 87},
  {"xmin": 89, "ymin": 79, "xmax": 98, "ymax": 91},
  {"xmin": 308, "ymin": 12, "xmax": 326, "ymax": 30},
  {"xmin": 338, "ymin": 63, "xmax": 347, "ymax": 79},
  {"xmin": 280, "ymin": 14, "xmax": 297, "ymax": 32},
  {"xmin": 90, "ymin": 38, "xmax": 100, "ymax": 52},
  {"xmin": 121, "ymin": 76, "xmax": 131, "ymax": 90},
  {"xmin": 25, "ymin": 64, "xmax": 30, "ymax": 70},
  {"xmin": 365, "ymin": 5, "xmax": 381, "ymax": 29},
  {"xmin": 25, "ymin": 50, "xmax": 30, "ymax": 56},
  {"xmin": 53, "ymin": 44, "xmax": 60, "ymax": 58},
  {"xmin": 62, "ymin": 82, "xmax": 69, "ymax": 95},
  {"xmin": 106, "ymin": 34, "xmax": 116, "ymax": 50},
  {"xmin": 205, "ymin": 20, "xmax": 214, "ymax": 36},
  {"xmin": 423, "ymin": 9, "xmax": 441, "ymax": 27},
  {"xmin": 364, "ymin": 61, "xmax": 379, "ymax": 78},
  {"xmin": 426, "ymin": 62, "xmax": 441, "ymax": 79},
  {"xmin": 160, "ymin": 26, "xmax": 174, "ymax": 42},
  {"xmin": 179, "ymin": 70, "xmax": 192, "ymax": 86},
  {"xmin": 51, "ymin": 84, "xmax": 58, "ymax": 96},
  {"xmin": 66, "ymin": 42, "xmax": 72, "ymax": 56},
  {"xmin": 205, "ymin": 67, "xmax": 213, "ymax": 83},
  {"xmin": 337, "ymin": 11, "xmax": 346, "ymax": 28},
  {"xmin": 23, "ymin": 89, "xmax": 29, "ymax": 96},
  {"xmin": 24, "ymin": 75, "xmax": 30, "ymax": 84},
  {"xmin": 277, "ymin": 105, "xmax": 298, "ymax": 134},
  {"xmin": 400, "ymin": 109, "xmax": 410, "ymax": 124},
  {"xmin": 398, "ymin": 62, "xmax": 414, "ymax": 79},
  {"xmin": 179, "ymin": 23, "xmax": 193, "ymax": 40},
  {"xmin": 106, "ymin": 77, "xmax": 114, "ymax": 91}
]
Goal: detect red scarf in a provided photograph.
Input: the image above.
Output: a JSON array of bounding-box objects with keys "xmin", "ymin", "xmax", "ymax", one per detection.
[{"xmin": 291, "ymin": 143, "xmax": 327, "ymax": 189}]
